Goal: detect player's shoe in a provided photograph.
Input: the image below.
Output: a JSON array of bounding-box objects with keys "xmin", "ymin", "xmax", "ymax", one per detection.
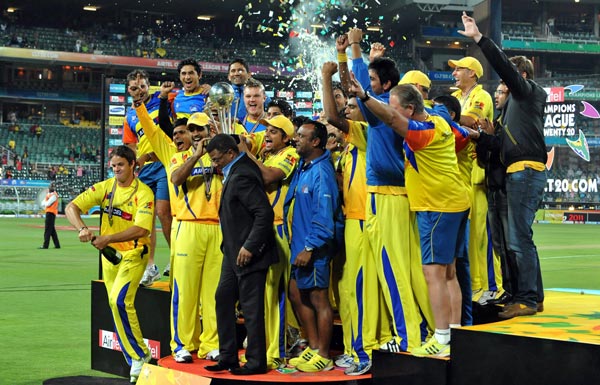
[
  {"xmin": 163, "ymin": 262, "xmax": 171, "ymax": 277},
  {"xmin": 174, "ymin": 348, "xmax": 193, "ymax": 363},
  {"xmin": 288, "ymin": 347, "xmax": 318, "ymax": 367},
  {"xmin": 334, "ymin": 354, "xmax": 354, "ymax": 368},
  {"xmin": 287, "ymin": 337, "xmax": 308, "ymax": 358},
  {"xmin": 344, "ymin": 360, "xmax": 372, "ymax": 376},
  {"xmin": 140, "ymin": 264, "xmax": 160, "ymax": 287},
  {"xmin": 379, "ymin": 337, "xmax": 403, "ymax": 353},
  {"xmin": 412, "ymin": 336, "xmax": 450, "ymax": 358},
  {"xmin": 268, "ymin": 357, "xmax": 286, "ymax": 369},
  {"xmin": 130, "ymin": 353, "xmax": 151, "ymax": 383},
  {"xmin": 206, "ymin": 349, "xmax": 220, "ymax": 361},
  {"xmin": 477, "ymin": 290, "xmax": 497, "ymax": 306},
  {"xmin": 296, "ymin": 354, "xmax": 333, "ymax": 372}
]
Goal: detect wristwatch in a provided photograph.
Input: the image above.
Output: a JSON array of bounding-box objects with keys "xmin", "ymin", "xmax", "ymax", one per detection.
[
  {"xmin": 360, "ymin": 91, "xmax": 371, "ymax": 102},
  {"xmin": 304, "ymin": 246, "xmax": 314, "ymax": 252}
]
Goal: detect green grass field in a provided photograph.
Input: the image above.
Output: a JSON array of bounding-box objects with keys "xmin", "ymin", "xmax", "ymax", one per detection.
[{"xmin": 0, "ymin": 217, "xmax": 598, "ymax": 385}]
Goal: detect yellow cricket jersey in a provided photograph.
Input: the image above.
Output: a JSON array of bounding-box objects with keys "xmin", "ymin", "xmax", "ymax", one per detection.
[
  {"xmin": 134, "ymin": 104, "xmax": 183, "ymax": 216},
  {"xmin": 170, "ymin": 150, "xmax": 223, "ymax": 223},
  {"xmin": 236, "ymin": 123, "xmax": 266, "ymax": 155},
  {"xmin": 452, "ymin": 85, "xmax": 493, "ymax": 185},
  {"xmin": 343, "ymin": 120, "xmax": 368, "ymax": 220},
  {"xmin": 456, "ymin": 141, "xmax": 474, "ymax": 193},
  {"xmin": 72, "ymin": 178, "xmax": 154, "ymax": 251},
  {"xmin": 404, "ymin": 114, "xmax": 470, "ymax": 213},
  {"xmin": 262, "ymin": 146, "xmax": 299, "ymax": 224}
]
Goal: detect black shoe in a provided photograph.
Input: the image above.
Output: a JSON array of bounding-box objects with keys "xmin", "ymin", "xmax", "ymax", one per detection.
[
  {"xmin": 205, "ymin": 362, "xmax": 239, "ymax": 372},
  {"xmin": 55, "ymin": 246, "xmax": 61, "ymax": 249},
  {"xmin": 38, "ymin": 246, "xmax": 48, "ymax": 249},
  {"xmin": 488, "ymin": 291, "xmax": 512, "ymax": 305},
  {"xmin": 230, "ymin": 365, "xmax": 267, "ymax": 375}
]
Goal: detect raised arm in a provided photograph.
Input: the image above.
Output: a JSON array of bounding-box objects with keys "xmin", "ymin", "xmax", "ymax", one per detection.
[
  {"xmin": 322, "ymin": 61, "xmax": 349, "ymax": 133},
  {"xmin": 349, "ymin": 73, "xmax": 410, "ymax": 137},
  {"xmin": 335, "ymin": 34, "xmax": 351, "ymax": 92}
]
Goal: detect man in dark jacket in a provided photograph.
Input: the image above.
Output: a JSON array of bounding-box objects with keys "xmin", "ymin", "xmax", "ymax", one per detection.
[
  {"xmin": 205, "ymin": 134, "xmax": 278, "ymax": 375},
  {"xmin": 460, "ymin": 12, "xmax": 547, "ymax": 319}
]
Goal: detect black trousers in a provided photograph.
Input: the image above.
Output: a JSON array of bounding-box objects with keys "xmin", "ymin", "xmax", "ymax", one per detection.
[
  {"xmin": 215, "ymin": 266, "xmax": 267, "ymax": 371},
  {"xmin": 43, "ymin": 212, "xmax": 60, "ymax": 248}
]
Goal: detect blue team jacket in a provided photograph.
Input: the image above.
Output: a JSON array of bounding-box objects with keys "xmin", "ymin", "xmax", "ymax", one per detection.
[{"xmin": 283, "ymin": 150, "xmax": 343, "ymax": 263}]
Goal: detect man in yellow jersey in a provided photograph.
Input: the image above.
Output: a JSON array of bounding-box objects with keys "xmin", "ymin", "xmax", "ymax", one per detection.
[
  {"xmin": 65, "ymin": 146, "xmax": 155, "ymax": 383},
  {"xmin": 350, "ymin": 81, "xmax": 470, "ymax": 358},
  {"xmin": 460, "ymin": 12, "xmax": 547, "ymax": 318},
  {"xmin": 133, "ymin": 94, "xmax": 223, "ymax": 363},
  {"xmin": 323, "ymin": 60, "xmax": 376, "ymax": 376},
  {"xmin": 448, "ymin": 56, "xmax": 503, "ymax": 307},
  {"xmin": 240, "ymin": 114, "xmax": 299, "ymax": 369}
]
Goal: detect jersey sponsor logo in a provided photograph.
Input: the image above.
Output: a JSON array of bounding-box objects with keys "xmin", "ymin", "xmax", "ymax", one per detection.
[
  {"xmin": 284, "ymin": 154, "xmax": 297, "ymax": 166},
  {"xmin": 136, "ymin": 128, "xmax": 145, "ymax": 138},
  {"xmin": 98, "ymin": 329, "xmax": 160, "ymax": 359},
  {"xmin": 473, "ymin": 101, "xmax": 485, "ymax": 110},
  {"xmin": 144, "ymin": 202, "xmax": 153, "ymax": 209},
  {"xmin": 190, "ymin": 166, "xmax": 212, "ymax": 176},
  {"xmin": 103, "ymin": 207, "xmax": 133, "ymax": 221}
]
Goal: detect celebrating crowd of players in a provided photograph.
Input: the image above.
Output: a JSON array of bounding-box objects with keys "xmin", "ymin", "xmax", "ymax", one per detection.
[{"xmin": 65, "ymin": 12, "xmax": 547, "ymax": 382}]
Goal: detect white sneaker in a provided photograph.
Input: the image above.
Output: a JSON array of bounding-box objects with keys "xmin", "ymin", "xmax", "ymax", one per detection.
[
  {"xmin": 379, "ymin": 337, "xmax": 403, "ymax": 353},
  {"xmin": 140, "ymin": 264, "xmax": 160, "ymax": 287},
  {"xmin": 344, "ymin": 360, "xmax": 372, "ymax": 376},
  {"xmin": 334, "ymin": 354, "xmax": 354, "ymax": 368},
  {"xmin": 130, "ymin": 353, "xmax": 151, "ymax": 383},
  {"xmin": 477, "ymin": 290, "xmax": 497, "ymax": 306},
  {"xmin": 174, "ymin": 348, "xmax": 193, "ymax": 363},
  {"xmin": 163, "ymin": 262, "xmax": 171, "ymax": 276},
  {"xmin": 206, "ymin": 349, "xmax": 220, "ymax": 361},
  {"xmin": 242, "ymin": 336, "xmax": 248, "ymax": 349}
]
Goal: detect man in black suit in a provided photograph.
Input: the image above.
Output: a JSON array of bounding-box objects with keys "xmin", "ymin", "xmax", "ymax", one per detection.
[{"xmin": 204, "ymin": 134, "xmax": 278, "ymax": 375}]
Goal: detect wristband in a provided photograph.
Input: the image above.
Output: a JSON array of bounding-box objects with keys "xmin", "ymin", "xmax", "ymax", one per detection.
[
  {"xmin": 79, "ymin": 226, "xmax": 88, "ymax": 232},
  {"xmin": 337, "ymin": 53, "xmax": 348, "ymax": 63}
]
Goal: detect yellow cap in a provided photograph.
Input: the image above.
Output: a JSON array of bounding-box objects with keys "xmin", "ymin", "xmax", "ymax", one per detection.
[
  {"xmin": 259, "ymin": 115, "xmax": 294, "ymax": 138},
  {"xmin": 399, "ymin": 70, "xmax": 431, "ymax": 88},
  {"xmin": 448, "ymin": 56, "xmax": 484, "ymax": 78},
  {"xmin": 187, "ymin": 112, "xmax": 210, "ymax": 127}
]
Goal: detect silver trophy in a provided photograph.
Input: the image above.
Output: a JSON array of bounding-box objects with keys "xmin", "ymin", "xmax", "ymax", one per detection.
[{"xmin": 208, "ymin": 82, "xmax": 235, "ymax": 134}]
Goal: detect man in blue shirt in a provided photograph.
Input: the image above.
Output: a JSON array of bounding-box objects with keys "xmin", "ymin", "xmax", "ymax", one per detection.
[{"xmin": 284, "ymin": 120, "xmax": 342, "ymax": 373}]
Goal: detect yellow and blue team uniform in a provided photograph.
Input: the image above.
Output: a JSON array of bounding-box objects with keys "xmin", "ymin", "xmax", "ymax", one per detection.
[
  {"xmin": 173, "ymin": 89, "xmax": 207, "ymax": 119},
  {"xmin": 337, "ymin": 120, "xmax": 384, "ymax": 365},
  {"xmin": 123, "ymin": 92, "xmax": 173, "ymax": 201},
  {"xmin": 353, "ymin": 57, "xmax": 431, "ymax": 352},
  {"xmin": 72, "ymin": 178, "xmax": 154, "ymax": 366},
  {"xmin": 169, "ymin": 150, "xmax": 224, "ymax": 359},
  {"xmin": 260, "ymin": 145, "xmax": 299, "ymax": 363},
  {"xmin": 134, "ymin": 104, "xmax": 222, "ymax": 359},
  {"xmin": 452, "ymin": 86, "xmax": 503, "ymax": 300},
  {"xmin": 403, "ymin": 114, "xmax": 470, "ymax": 263}
]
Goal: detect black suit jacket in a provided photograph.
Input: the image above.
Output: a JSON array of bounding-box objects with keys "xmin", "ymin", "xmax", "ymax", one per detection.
[{"xmin": 219, "ymin": 153, "xmax": 278, "ymax": 275}]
